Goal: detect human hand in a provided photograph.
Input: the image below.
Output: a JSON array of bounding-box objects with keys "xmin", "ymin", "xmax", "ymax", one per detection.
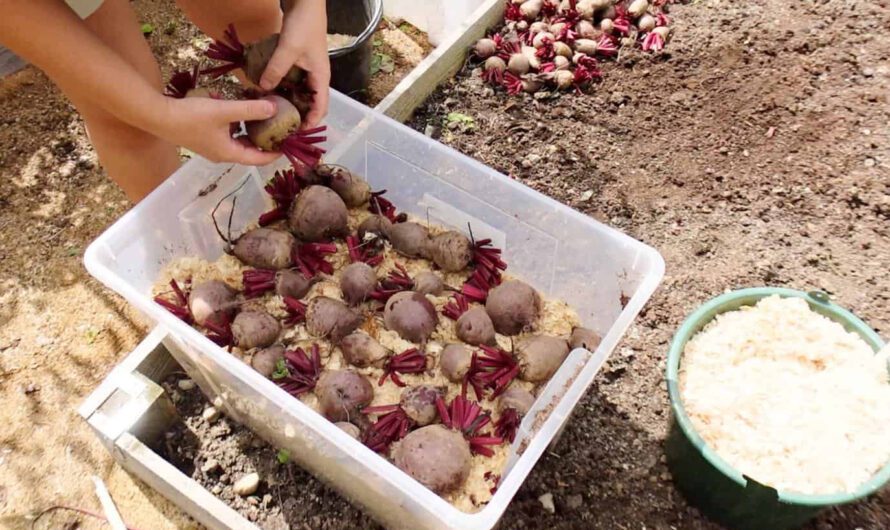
[
  {"xmin": 259, "ymin": 0, "xmax": 330, "ymax": 128},
  {"xmin": 151, "ymin": 96, "xmax": 282, "ymax": 165}
]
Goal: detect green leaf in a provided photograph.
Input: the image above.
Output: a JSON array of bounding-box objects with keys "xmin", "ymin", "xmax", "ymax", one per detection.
[
  {"xmin": 399, "ymin": 23, "xmax": 412, "ymax": 33},
  {"xmin": 140, "ymin": 23, "xmax": 154, "ymax": 35},
  {"xmin": 271, "ymin": 358, "xmax": 289, "ymax": 380},
  {"xmin": 66, "ymin": 246, "xmax": 81, "ymax": 256},
  {"xmin": 277, "ymin": 449, "xmax": 290, "ymax": 464},
  {"xmin": 372, "ymin": 38, "xmax": 382, "ymax": 48},
  {"xmin": 444, "ymin": 112, "xmax": 476, "ymax": 130},
  {"xmin": 370, "ymin": 53, "xmax": 395, "ymax": 76}
]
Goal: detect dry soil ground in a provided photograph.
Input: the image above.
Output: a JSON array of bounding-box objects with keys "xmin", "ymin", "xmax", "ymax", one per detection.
[{"xmin": 0, "ymin": 0, "xmax": 888, "ymax": 528}]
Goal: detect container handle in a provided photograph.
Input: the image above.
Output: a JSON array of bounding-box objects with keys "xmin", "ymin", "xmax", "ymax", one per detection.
[{"xmin": 807, "ymin": 290, "xmax": 831, "ymax": 304}]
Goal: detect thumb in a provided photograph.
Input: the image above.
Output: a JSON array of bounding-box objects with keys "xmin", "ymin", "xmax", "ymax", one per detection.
[
  {"xmin": 259, "ymin": 42, "xmax": 295, "ymax": 91},
  {"xmin": 219, "ymin": 98, "xmax": 277, "ymax": 123}
]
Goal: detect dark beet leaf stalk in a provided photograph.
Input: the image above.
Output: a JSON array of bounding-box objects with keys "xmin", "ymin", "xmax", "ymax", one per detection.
[
  {"xmin": 241, "ymin": 268, "xmax": 276, "ymax": 298},
  {"xmin": 378, "ymin": 348, "xmax": 427, "ymax": 387},
  {"xmin": 465, "ymin": 346, "xmax": 520, "ymax": 399},
  {"xmin": 361, "ymin": 404, "xmax": 413, "ymax": 452},
  {"xmin": 368, "ymin": 190, "xmax": 403, "ymax": 223},
  {"xmin": 153, "ymin": 279, "xmax": 193, "ymax": 323},
  {"xmin": 164, "ymin": 66, "xmax": 201, "ymax": 99},
  {"xmin": 203, "ymin": 317, "xmax": 234, "ymax": 347},
  {"xmin": 274, "ymin": 344, "xmax": 322, "ymax": 396},
  {"xmin": 202, "ymin": 24, "xmax": 245, "ymax": 78},
  {"xmin": 370, "ymin": 264, "xmax": 413, "ymax": 302},
  {"xmin": 495, "ymin": 408, "xmax": 521, "ymax": 443},
  {"xmin": 442, "ymin": 294, "xmax": 470, "ymax": 321},
  {"xmin": 435, "ymin": 395, "xmax": 503, "ymax": 457},
  {"xmin": 346, "ymin": 235, "xmax": 383, "ymax": 267},
  {"xmin": 282, "ymin": 296, "xmax": 307, "ymax": 326},
  {"xmin": 258, "ymin": 169, "xmax": 304, "ymax": 226},
  {"xmin": 502, "ymin": 72, "xmax": 524, "ymax": 96},
  {"xmin": 292, "ymin": 241, "xmax": 336, "ymax": 279},
  {"xmin": 280, "ymin": 126, "xmax": 327, "ymax": 170}
]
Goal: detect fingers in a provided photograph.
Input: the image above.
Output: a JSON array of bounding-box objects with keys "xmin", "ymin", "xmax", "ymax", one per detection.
[
  {"xmin": 219, "ymin": 98, "xmax": 277, "ymax": 123},
  {"xmin": 303, "ymin": 68, "xmax": 330, "ymax": 129},
  {"xmin": 259, "ymin": 40, "xmax": 296, "ymax": 91},
  {"xmin": 226, "ymin": 137, "xmax": 283, "ymax": 166}
]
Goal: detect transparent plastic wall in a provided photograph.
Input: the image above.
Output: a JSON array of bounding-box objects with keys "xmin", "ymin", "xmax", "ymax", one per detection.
[{"xmin": 85, "ymin": 91, "xmax": 664, "ymax": 530}]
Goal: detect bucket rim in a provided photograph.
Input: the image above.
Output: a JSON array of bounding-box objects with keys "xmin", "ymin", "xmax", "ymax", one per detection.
[
  {"xmin": 328, "ymin": 0, "xmax": 384, "ymax": 57},
  {"xmin": 665, "ymin": 286, "xmax": 889, "ymax": 507}
]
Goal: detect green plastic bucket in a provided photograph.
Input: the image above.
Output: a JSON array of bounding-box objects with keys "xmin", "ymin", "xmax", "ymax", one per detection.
[{"xmin": 665, "ymin": 287, "xmax": 888, "ymax": 530}]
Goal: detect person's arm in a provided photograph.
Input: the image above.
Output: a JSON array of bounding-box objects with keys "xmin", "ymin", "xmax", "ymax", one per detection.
[
  {"xmin": 260, "ymin": 0, "xmax": 330, "ymax": 128},
  {"xmin": 0, "ymin": 0, "xmax": 279, "ymax": 165}
]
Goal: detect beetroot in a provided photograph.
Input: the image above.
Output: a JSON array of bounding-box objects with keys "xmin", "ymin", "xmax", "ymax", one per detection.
[
  {"xmin": 231, "ymin": 310, "xmax": 281, "ymax": 349},
  {"xmin": 569, "ymin": 326, "xmax": 601, "ymax": 351},
  {"xmin": 315, "ymin": 164, "xmax": 372, "ymax": 207},
  {"xmin": 339, "ymin": 331, "xmax": 390, "ymax": 368},
  {"xmin": 413, "ymin": 271, "xmax": 444, "ymax": 296},
  {"xmin": 242, "ymin": 268, "xmax": 314, "ymax": 299},
  {"xmin": 316, "ymin": 370, "xmax": 374, "ymax": 422},
  {"xmin": 335, "ymin": 421, "xmax": 361, "ymax": 439},
  {"xmin": 288, "ymin": 186, "xmax": 349, "ymax": 242},
  {"xmin": 516, "ymin": 335, "xmax": 570, "ymax": 382},
  {"xmin": 498, "ymin": 386, "xmax": 535, "ymax": 416},
  {"xmin": 400, "ymin": 385, "xmax": 446, "ymax": 426},
  {"xmin": 387, "ymin": 222, "xmax": 431, "ymax": 259},
  {"xmin": 188, "ymin": 280, "xmax": 237, "ymax": 328},
  {"xmin": 383, "ymin": 291, "xmax": 439, "ymax": 343},
  {"xmin": 485, "ymin": 280, "xmax": 541, "ymax": 335},
  {"xmin": 306, "ymin": 296, "xmax": 363, "ymax": 342},
  {"xmin": 391, "ymin": 425, "xmax": 472, "ymax": 494},
  {"xmin": 428, "ymin": 231, "xmax": 473, "ymax": 272},
  {"xmin": 251, "ymin": 344, "xmax": 285, "ymax": 378},
  {"xmin": 440, "ymin": 344, "xmax": 473, "ymax": 383},
  {"xmin": 244, "ymin": 95, "xmax": 326, "ymax": 168},
  {"xmin": 443, "ymin": 295, "xmax": 496, "ymax": 346},
  {"xmin": 232, "ymin": 228, "xmax": 295, "ymax": 270},
  {"xmin": 340, "ymin": 262, "xmax": 377, "ymax": 306},
  {"xmin": 203, "ymin": 25, "xmax": 303, "ymax": 86},
  {"xmin": 357, "ymin": 215, "xmax": 393, "ymax": 241}
]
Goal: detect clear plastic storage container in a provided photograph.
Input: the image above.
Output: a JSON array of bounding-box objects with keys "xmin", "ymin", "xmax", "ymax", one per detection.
[{"xmin": 84, "ymin": 91, "xmax": 664, "ymax": 530}]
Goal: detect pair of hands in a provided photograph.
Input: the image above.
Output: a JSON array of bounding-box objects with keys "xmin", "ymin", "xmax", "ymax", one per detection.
[{"xmin": 153, "ymin": 0, "xmax": 329, "ymax": 165}]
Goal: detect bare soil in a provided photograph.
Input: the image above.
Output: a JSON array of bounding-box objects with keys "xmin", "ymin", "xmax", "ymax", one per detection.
[{"xmin": 0, "ymin": 0, "xmax": 888, "ymax": 528}]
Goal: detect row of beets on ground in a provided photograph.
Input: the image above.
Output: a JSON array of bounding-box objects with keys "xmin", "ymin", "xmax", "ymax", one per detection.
[
  {"xmin": 475, "ymin": 0, "xmax": 674, "ymax": 94},
  {"xmin": 154, "ymin": 161, "xmax": 602, "ymax": 496}
]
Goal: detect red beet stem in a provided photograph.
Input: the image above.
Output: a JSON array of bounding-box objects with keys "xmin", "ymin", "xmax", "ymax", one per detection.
[
  {"xmin": 282, "ymin": 296, "xmax": 308, "ymax": 326},
  {"xmin": 154, "ymin": 279, "xmax": 193, "ymax": 323},
  {"xmin": 503, "ymin": 72, "xmax": 523, "ymax": 96},
  {"xmin": 292, "ymin": 241, "xmax": 336, "ymax": 279},
  {"xmin": 504, "ymin": 1, "xmax": 522, "ymax": 21},
  {"xmin": 277, "ymin": 344, "xmax": 321, "ymax": 396},
  {"xmin": 346, "ymin": 235, "xmax": 383, "ymax": 266},
  {"xmin": 203, "ymin": 318, "xmax": 233, "ymax": 346},
  {"xmin": 378, "ymin": 348, "xmax": 426, "ymax": 387},
  {"xmin": 641, "ymin": 32, "xmax": 665, "ymax": 52},
  {"xmin": 202, "ymin": 24, "xmax": 245, "ymax": 78},
  {"xmin": 281, "ymin": 127, "xmax": 327, "ymax": 169},
  {"xmin": 436, "ymin": 395, "xmax": 501, "ymax": 456},
  {"xmin": 370, "ymin": 264, "xmax": 413, "ymax": 302},
  {"xmin": 362, "ymin": 405, "xmax": 412, "ymax": 452},
  {"xmin": 495, "ymin": 407, "xmax": 521, "ymax": 443},
  {"xmin": 165, "ymin": 66, "xmax": 201, "ymax": 99},
  {"xmin": 242, "ymin": 268, "xmax": 277, "ymax": 298},
  {"xmin": 368, "ymin": 190, "xmax": 400, "ymax": 222},
  {"xmin": 442, "ymin": 294, "xmax": 470, "ymax": 321}
]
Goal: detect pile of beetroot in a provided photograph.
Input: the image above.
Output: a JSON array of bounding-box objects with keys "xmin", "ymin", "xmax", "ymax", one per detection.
[
  {"xmin": 475, "ymin": 0, "xmax": 675, "ymax": 94},
  {"xmin": 154, "ymin": 22, "xmax": 603, "ymax": 503},
  {"xmin": 154, "ymin": 160, "xmax": 601, "ymax": 500}
]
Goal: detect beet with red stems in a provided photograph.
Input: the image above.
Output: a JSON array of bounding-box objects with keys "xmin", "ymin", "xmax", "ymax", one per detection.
[
  {"xmin": 233, "ymin": 228, "xmax": 295, "ymax": 270},
  {"xmin": 357, "ymin": 214, "xmax": 393, "ymax": 241},
  {"xmin": 339, "ymin": 331, "xmax": 390, "ymax": 368},
  {"xmin": 474, "ymin": 38, "xmax": 498, "ymax": 59},
  {"xmin": 413, "ymin": 271, "xmax": 444, "ymax": 296},
  {"xmin": 627, "ymin": 0, "xmax": 649, "ymax": 18},
  {"xmin": 251, "ymin": 344, "xmax": 285, "ymax": 377},
  {"xmin": 553, "ymin": 55, "xmax": 571, "ymax": 70},
  {"xmin": 387, "ymin": 222, "xmax": 431, "ymax": 259},
  {"xmin": 383, "ymin": 291, "xmax": 439, "ymax": 343},
  {"xmin": 244, "ymin": 95, "xmax": 327, "ymax": 168},
  {"xmin": 242, "ymin": 268, "xmax": 314, "ymax": 299},
  {"xmin": 428, "ymin": 231, "xmax": 473, "ymax": 272},
  {"xmin": 204, "ymin": 25, "xmax": 303, "ymax": 87},
  {"xmin": 532, "ymin": 31, "xmax": 554, "ymax": 48},
  {"xmin": 306, "ymin": 296, "xmax": 363, "ymax": 342},
  {"xmin": 600, "ymin": 18, "xmax": 614, "ymax": 33},
  {"xmin": 440, "ymin": 344, "xmax": 473, "ymax": 383},
  {"xmin": 188, "ymin": 280, "xmax": 237, "ymax": 328},
  {"xmin": 576, "ymin": 19, "xmax": 598, "ymax": 38},
  {"xmin": 231, "ymin": 310, "xmax": 281, "ymax": 350},
  {"xmin": 481, "ymin": 56, "xmax": 507, "ymax": 85},
  {"xmin": 553, "ymin": 41, "xmax": 573, "ymax": 58},
  {"xmin": 288, "ymin": 185, "xmax": 349, "ymax": 242},
  {"xmin": 507, "ymin": 53, "xmax": 530, "ymax": 76},
  {"xmin": 340, "ymin": 262, "xmax": 377, "ymax": 306},
  {"xmin": 516, "ymin": 335, "xmax": 570, "ymax": 382},
  {"xmin": 498, "ymin": 386, "xmax": 535, "ymax": 416},
  {"xmin": 316, "ymin": 369, "xmax": 374, "ymax": 422},
  {"xmin": 164, "ymin": 66, "xmax": 212, "ymax": 99},
  {"xmin": 519, "ymin": 0, "xmax": 544, "ymax": 20},
  {"xmin": 400, "ymin": 385, "xmax": 446, "ymax": 426},
  {"xmin": 485, "ymin": 279, "xmax": 541, "ymax": 335},
  {"xmin": 391, "ymin": 425, "xmax": 472, "ymax": 494},
  {"xmin": 569, "ymin": 326, "xmax": 602, "ymax": 351},
  {"xmin": 335, "ymin": 421, "xmax": 361, "ymax": 439},
  {"xmin": 315, "ymin": 164, "xmax": 372, "ymax": 208}
]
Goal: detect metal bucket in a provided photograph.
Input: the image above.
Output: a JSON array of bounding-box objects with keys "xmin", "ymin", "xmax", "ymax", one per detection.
[{"xmin": 327, "ymin": 0, "xmax": 384, "ymax": 102}]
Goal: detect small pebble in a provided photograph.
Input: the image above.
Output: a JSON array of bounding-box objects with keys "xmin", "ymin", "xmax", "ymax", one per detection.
[
  {"xmin": 201, "ymin": 459, "xmax": 220, "ymax": 473},
  {"xmin": 580, "ymin": 190, "xmax": 594, "ymax": 201},
  {"xmin": 863, "ymin": 157, "xmax": 875, "ymax": 167},
  {"xmin": 233, "ymin": 472, "xmax": 260, "ymax": 496},
  {"xmin": 211, "ymin": 485, "xmax": 223, "ymax": 495},
  {"xmin": 202, "ymin": 406, "xmax": 220, "ymax": 423},
  {"xmin": 566, "ymin": 494, "xmax": 583, "ymax": 510},
  {"xmin": 538, "ymin": 492, "xmax": 555, "ymax": 514},
  {"xmin": 246, "ymin": 495, "xmax": 259, "ymax": 506},
  {"xmin": 177, "ymin": 379, "xmax": 196, "ymax": 391}
]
